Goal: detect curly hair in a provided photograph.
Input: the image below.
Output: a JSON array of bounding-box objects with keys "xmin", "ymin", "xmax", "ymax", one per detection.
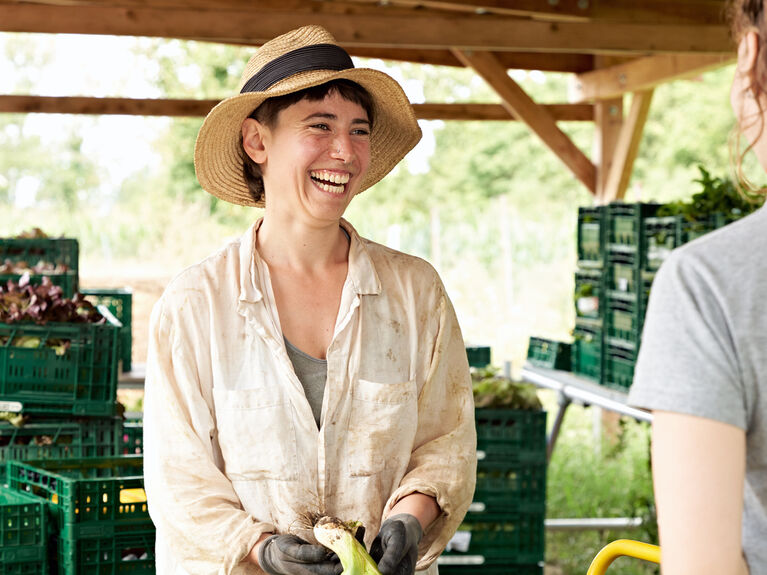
[
  {"xmin": 728, "ymin": 0, "xmax": 767, "ymax": 196},
  {"xmin": 240, "ymin": 79, "xmax": 375, "ymax": 205}
]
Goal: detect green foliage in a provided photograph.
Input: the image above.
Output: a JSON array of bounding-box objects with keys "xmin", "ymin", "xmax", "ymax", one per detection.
[
  {"xmin": 470, "ymin": 365, "xmax": 542, "ymax": 410},
  {"xmin": 657, "ymin": 164, "xmax": 765, "ymax": 220}
]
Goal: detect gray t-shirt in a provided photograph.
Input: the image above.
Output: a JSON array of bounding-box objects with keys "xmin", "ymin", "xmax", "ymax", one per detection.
[
  {"xmin": 629, "ymin": 204, "xmax": 767, "ymax": 573},
  {"xmin": 284, "ymin": 337, "xmax": 327, "ymax": 429}
]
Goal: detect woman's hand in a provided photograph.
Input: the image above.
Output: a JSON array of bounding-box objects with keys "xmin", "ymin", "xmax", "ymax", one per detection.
[
  {"xmin": 255, "ymin": 534, "xmax": 341, "ymax": 575},
  {"xmin": 369, "ymin": 513, "xmax": 423, "ymax": 575}
]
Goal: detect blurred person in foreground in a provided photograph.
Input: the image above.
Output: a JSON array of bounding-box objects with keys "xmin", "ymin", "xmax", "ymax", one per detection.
[
  {"xmin": 628, "ymin": 2, "xmax": 767, "ymax": 574},
  {"xmin": 141, "ymin": 25, "xmax": 476, "ymax": 575}
]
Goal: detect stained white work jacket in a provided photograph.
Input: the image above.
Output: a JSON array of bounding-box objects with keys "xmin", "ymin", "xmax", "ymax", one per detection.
[{"xmin": 143, "ymin": 218, "xmax": 477, "ymax": 575}]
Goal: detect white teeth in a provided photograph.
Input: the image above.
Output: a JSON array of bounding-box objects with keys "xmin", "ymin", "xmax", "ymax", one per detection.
[
  {"xmin": 317, "ymin": 182, "xmax": 345, "ymax": 194},
  {"xmin": 311, "ymin": 170, "xmax": 350, "ymax": 185}
]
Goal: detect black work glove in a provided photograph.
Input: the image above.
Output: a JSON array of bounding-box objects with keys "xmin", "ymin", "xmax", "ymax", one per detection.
[
  {"xmin": 369, "ymin": 514, "xmax": 423, "ymax": 575},
  {"xmin": 257, "ymin": 534, "xmax": 342, "ymax": 575}
]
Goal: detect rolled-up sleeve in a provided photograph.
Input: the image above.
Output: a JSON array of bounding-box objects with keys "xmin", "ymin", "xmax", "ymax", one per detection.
[
  {"xmin": 143, "ymin": 298, "xmax": 275, "ymax": 575},
  {"xmin": 383, "ymin": 288, "xmax": 477, "ymax": 569}
]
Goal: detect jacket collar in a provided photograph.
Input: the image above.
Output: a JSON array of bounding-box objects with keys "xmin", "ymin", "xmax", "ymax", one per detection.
[{"xmin": 238, "ymin": 218, "xmax": 381, "ymax": 304}]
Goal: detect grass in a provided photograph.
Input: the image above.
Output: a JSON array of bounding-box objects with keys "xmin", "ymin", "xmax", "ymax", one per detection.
[{"xmin": 540, "ymin": 389, "xmax": 659, "ymax": 575}]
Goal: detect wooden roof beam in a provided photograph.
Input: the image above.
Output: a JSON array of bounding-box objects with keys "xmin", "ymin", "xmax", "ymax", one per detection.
[
  {"xmin": 3, "ymin": 0, "xmax": 727, "ymax": 25},
  {"xmin": 569, "ymin": 53, "xmax": 734, "ymax": 102},
  {"xmin": 452, "ymin": 49, "xmax": 596, "ymax": 194},
  {"xmin": 0, "ymin": 4, "xmax": 733, "ymax": 54},
  {"xmin": 0, "ymin": 95, "xmax": 594, "ymax": 122},
  {"xmin": 340, "ymin": 0, "xmax": 726, "ymax": 25},
  {"xmin": 602, "ymin": 90, "xmax": 654, "ymax": 203}
]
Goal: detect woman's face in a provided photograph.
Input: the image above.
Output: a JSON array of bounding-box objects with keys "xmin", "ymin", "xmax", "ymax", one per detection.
[
  {"xmin": 254, "ymin": 90, "xmax": 372, "ymax": 224},
  {"xmin": 731, "ymin": 31, "xmax": 767, "ymax": 170}
]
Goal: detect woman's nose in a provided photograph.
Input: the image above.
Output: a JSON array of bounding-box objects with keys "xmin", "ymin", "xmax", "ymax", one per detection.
[{"xmin": 330, "ymin": 134, "xmax": 353, "ymax": 161}]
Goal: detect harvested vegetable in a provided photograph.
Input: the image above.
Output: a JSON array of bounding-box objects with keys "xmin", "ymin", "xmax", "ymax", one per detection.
[
  {"xmin": 313, "ymin": 516, "xmax": 382, "ymax": 575},
  {"xmin": 471, "ymin": 366, "xmax": 542, "ymax": 410},
  {"xmin": 0, "ymin": 275, "xmax": 103, "ymax": 325}
]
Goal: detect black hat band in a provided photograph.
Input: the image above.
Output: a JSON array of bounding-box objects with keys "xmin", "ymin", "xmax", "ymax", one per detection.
[{"xmin": 240, "ymin": 44, "xmax": 355, "ymax": 94}]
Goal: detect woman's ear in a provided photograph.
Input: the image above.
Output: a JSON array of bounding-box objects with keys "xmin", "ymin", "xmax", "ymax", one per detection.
[
  {"xmin": 737, "ymin": 29, "xmax": 760, "ymax": 76},
  {"xmin": 242, "ymin": 118, "xmax": 268, "ymax": 164}
]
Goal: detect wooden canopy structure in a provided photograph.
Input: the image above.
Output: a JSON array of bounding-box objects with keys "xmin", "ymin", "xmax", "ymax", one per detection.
[{"xmin": 0, "ymin": 0, "xmax": 736, "ymax": 202}]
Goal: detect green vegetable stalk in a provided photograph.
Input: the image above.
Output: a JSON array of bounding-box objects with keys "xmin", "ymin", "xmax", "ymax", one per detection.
[{"xmin": 313, "ymin": 516, "xmax": 382, "ymax": 575}]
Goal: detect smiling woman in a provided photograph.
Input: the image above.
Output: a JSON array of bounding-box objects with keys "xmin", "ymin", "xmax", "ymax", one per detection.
[{"xmin": 142, "ymin": 24, "xmax": 477, "ymax": 575}]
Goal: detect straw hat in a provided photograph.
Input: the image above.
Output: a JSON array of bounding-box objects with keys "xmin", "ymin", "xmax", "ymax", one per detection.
[{"xmin": 194, "ymin": 25, "xmax": 422, "ymax": 207}]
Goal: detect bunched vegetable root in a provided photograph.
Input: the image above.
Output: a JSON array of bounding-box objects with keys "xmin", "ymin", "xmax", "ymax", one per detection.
[{"xmin": 313, "ymin": 516, "xmax": 382, "ymax": 575}]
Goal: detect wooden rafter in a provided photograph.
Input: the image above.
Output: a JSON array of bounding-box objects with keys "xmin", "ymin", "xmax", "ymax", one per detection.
[
  {"xmin": 0, "ymin": 95, "xmax": 594, "ymax": 122},
  {"xmin": 347, "ymin": 48, "xmax": 596, "ymax": 73},
  {"xmin": 570, "ymin": 53, "xmax": 734, "ymax": 102},
  {"xmin": 340, "ymin": 0, "xmax": 726, "ymax": 25},
  {"xmin": 602, "ymin": 90, "xmax": 654, "ymax": 203},
  {"xmin": 2, "ymin": 0, "xmax": 727, "ymax": 26},
  {"xmin": 452, "ymin": 49, "xmax": 596, "ymax": 194},
  {"xmin": 0, "ymin": 3, "xmax": 733, "ymax": 54}
]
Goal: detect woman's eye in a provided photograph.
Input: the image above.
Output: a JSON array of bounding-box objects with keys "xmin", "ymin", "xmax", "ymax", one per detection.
[
  {"xmin": 311, "ymin": 124, "xmax": 330, "ymax": 131},
  {"xmin": 352, "ymin": 128, "xmax": 370, "ymax": 136}
]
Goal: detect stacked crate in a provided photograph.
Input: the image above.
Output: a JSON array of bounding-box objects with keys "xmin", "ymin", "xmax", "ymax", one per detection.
[
  {"xmin": 572, "ymin": 206, "xmax": 606, "ymax": 383},
  {"xmin": 440, "ymin": 409, "xmax": 547, "ymax": 574},
  {"xmin": 6, "ymin": 456, "xmax": 154, "ymax": 574},
  {"xmin": 0, "ymin": 486, "xmax": 48, "ymax": 574},
  {"xmin": 602, "ymin": 203, "xmax": 660, "ymax": 391},
  {"xmin": 0, "ymin": 235, "xmax": 141, "ymax": 573}
]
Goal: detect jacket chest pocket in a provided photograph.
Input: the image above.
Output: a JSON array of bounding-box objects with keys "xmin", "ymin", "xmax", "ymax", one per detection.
[
  {"xmin": 213, "ymin": 387, "xmax": 299, "ymax": 481},
  {"xmin": 346, "ymin": 378, "xmax": 418, "ymax": 477}
]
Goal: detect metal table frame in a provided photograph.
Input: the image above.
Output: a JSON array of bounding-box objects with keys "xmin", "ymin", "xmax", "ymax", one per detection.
[{"xmin": 521, "ymin": 363, "xmax": 652, "ymax": 460}]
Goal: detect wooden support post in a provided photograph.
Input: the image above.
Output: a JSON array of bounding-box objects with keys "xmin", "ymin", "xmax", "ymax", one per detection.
[
  {"xmin": 453, "ymin": 49, "xmax": 597, "ymax": 195},
  {"xmin": 603, "ymin": 90, "xmax": 654, "ymax": 203},
  {"xmin": 594, "ymin": 97, "xmax": 624, "ymax": 204}
]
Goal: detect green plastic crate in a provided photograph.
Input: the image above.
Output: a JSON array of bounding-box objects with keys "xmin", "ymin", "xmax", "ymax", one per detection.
[
  {"xmin": 0, "ymin": 321, "xmax": 120, "ymax": 416},
  {"xmin": 605, "ymin": 202, "xmax": 661, "ymax": 247},
  {"xmin": 475, "ymin": 409, "xmax": 546, "ymax": 458},
  {"xmin": 0, "ymin": 238, "xmax": 78, "ymax": 272},
  {"xmin": 0, "ymin": 238, "xmax": 79, "ymax": 299},
  {"xmin": 577, "ymin": 206, "xmax": 605, "ymax": 268},
  {"xmin": 4, "ymin": 561, "xmax": 47, "ymax": 575},
  {"xmin": 81, "ymin": 289, "xmax": 133, "ymax": 373},
  {"xmin": 472, "ymin": 460, "xmax": 546, "ymax": 513},
  {"xmin": 466, "ymin": 346, "xmax": 491, "ymax": 368},
  {"xmin": 440, "ymin": 511, "xmax": 545, "ymax": 564},
  {"xmin": 7, "ymin": 456, "xmax": 149, "ymax": 539},
  {"xmin": 438, "ymin": 564, "xmax": 542, "ymax": 575},
  {"xmin": 55, "ymin": 522, "xmax": 155, "ymax": 575},
  {"xmin": 603, "ymin": 341, "xmax": 637, "ymax": 391},
  {"xmin": 0, "ymin": 418, "xmax": 121, "ymax": 483},
  {"xmin": 675, "ymin": 211, "xmax": 744, "ymax": 245},
  {"xmin": 0, "ymin": 486, "xmax": 47, "ymax": 568},
  {"xmin": 526, "ymin": 337, "xmax": 571, "ymax": 371},
  {"xmin": 642, "ymin": 216, "xmax": 679, "ymax": 271},
  {"xmin": 605, "ymin": 293, "xmax": 642, "ymax": 347},
  {"xmin": 121, "ymin": 421, "xmax": 143, "ymax": 455},
  {"xmin": 606, "ymin": 248, "xmax": 640, "ymax": 295},
  {"xmin": 571, "ymin": 319, "xmax": 602, "ymax": 382},
  {"xmin": 574, "ymin": 268, "xmax": 602, "ymax": 319}
]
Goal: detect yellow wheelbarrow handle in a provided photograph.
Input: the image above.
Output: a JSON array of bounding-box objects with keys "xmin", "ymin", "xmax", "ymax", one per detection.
[{"xmin": 586, "ymin": 539, "xmax": 660, "ymax": 575}]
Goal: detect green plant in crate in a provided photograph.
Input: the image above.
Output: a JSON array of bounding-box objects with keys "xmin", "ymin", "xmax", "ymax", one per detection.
[
  {"xmin": 658, "ymin": 165, "xmax": 764, "ymax": 223},
  {"xmin": 471, "ymin": 366, "xmax": 542, "ymax": 410}
]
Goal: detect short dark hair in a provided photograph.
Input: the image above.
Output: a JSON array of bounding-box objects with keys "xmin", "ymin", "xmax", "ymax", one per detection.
[{"xmin": 241, "ymin": 79, "xmax": 375, "ymax": 204}]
